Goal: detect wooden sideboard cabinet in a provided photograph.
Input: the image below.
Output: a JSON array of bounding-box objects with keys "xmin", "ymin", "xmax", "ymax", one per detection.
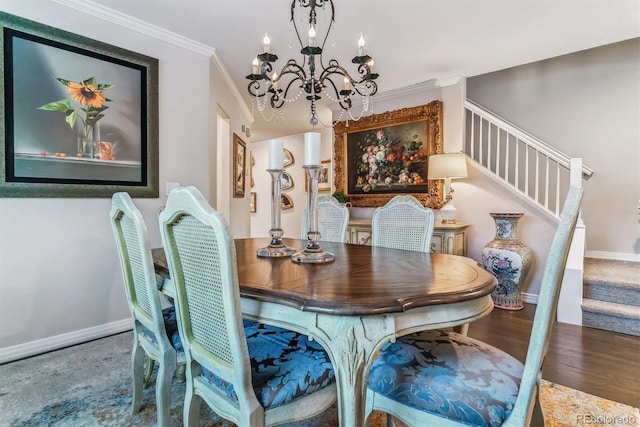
[
  {"xmin": 346, "ymin": 219, "xmax": 374, "ymax": 246},
  {"xmin": 430, "ymin": 222, "xmax": 470, "ymax": 256},
  {"xmin": 345, "ymin": 219, "xmax": 469, "ymax": 256}
]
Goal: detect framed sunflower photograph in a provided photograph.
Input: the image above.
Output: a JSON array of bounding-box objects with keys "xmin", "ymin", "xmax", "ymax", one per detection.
[{"xmin": 0, "ymin": 12, "xmax": 159, "ymax": 197}]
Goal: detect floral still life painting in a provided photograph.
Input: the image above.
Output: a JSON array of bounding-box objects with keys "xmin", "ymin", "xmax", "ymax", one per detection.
[
  {"xmin": 333, "ymin": 102, "xmax": 443, "ymax": 208},
  {"xmin": 38, "ymin": 77, "xmax": 114, "ymax": 159},
  {"xmin": 351, "ymin": 124, "xmax": 427, "ymax": 193}
]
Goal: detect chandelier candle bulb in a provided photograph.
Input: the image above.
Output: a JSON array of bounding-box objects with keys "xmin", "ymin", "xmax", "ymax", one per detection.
[
  {"xmin": 263, "ymin": 33, "xmax": 271, "ymax": 53},
  {"xmin": 252, "ymin": 57, "xmax": 259, "ymax": 74},
  {"xmin": 304, "ymin": 132, "xmax": 321, "ymax": 166},
  {"xmin": 358, "ymin": 32, "xmax": 365, "ymax": 56},
  {"xmin": 344, "ymin": 77, "xmax": 350, "ymax": 91},
  {"xmin": 308, "ymin": 26, "xmax": 316, "ymax": 47},
  {"xmin": 268, "ymin": 139, "xmax": 284, "ymax": 170}
]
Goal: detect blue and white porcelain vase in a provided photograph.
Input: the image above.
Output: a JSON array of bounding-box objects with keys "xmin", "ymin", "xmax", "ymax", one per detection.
[{"xmin": 482, "ymin": 212, "xmax": 533, "ymax": 310}]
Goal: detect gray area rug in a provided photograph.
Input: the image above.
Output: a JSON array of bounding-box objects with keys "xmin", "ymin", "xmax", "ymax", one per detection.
[
  {"xmin": 0, "ymin": 331, "xmax": 341, "ymax": 427},
  {"xmin": 1, "ymin": 331, "xmax": 638, "ymax": 426}
]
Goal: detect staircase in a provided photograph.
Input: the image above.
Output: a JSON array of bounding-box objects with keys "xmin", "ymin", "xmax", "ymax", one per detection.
[
  {"xmin": 464, "ymin": 99, "xmax": 591, "ymax": 325},
  {"xmin": 463, "ymin": 100, "xmax": 638, "ymax": 336},
  {"xmin": 582, "ymin": 258, "xmax": 640, "ymax": 337}
]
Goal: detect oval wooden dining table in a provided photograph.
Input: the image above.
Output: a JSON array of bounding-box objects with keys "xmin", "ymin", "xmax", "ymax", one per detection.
[{"xmin": 153, "ymin": 237, "xmax": 497, "ymax": 427}]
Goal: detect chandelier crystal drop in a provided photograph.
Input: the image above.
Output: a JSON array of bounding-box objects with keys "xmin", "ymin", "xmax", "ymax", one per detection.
[{"xmin": 246, "ymin": 0, "xmax": 379, "ymax": 127}]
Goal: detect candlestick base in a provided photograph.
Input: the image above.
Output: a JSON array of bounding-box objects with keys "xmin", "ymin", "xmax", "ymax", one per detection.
[
  {"xmin": 257, "ymin": 241, "xmax": 297, "ymax": 258},
  {"xmin": 291, "ymin": 246, "xmax": 335, "ymax": 264}
]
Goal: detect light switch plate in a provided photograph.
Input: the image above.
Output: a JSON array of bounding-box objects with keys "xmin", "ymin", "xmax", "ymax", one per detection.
[{"xmin": 165, "ymin": 182, "xmax": 180, "ymax": 196}]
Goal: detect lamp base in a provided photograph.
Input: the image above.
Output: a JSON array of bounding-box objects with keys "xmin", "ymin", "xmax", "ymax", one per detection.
[{"xmin": 440, "ymin": 202, "xmax": 458, "ymax": 224}]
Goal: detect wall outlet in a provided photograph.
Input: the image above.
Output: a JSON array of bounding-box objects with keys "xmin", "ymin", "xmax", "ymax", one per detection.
[{"xmin": 165, "ymin": 182, "xmax": 181, "ymax": 196}]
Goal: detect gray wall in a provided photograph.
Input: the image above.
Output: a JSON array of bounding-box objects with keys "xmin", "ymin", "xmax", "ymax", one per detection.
[{"xmin": 467, "ymin": 38, "xmax": 640, "ymax": 257}]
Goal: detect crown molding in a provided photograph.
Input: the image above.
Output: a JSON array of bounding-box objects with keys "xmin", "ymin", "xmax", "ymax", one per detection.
[
  {"xmin": 54, "ymin": 0, "xmax": 214, "ymax": 56},
  {"xmin": 54, "ymin": 0, "xmax": 253, "ymax": 125},
  {"xmin": 210, "ymin": 50, "xmax": 254, "ymax": 123},
  {"xmin": 436, "ymin": 75, "xmax": 463, "ymax": 87},
  {"xmin": 328, "ymin": 80, "xmax": 439, "ymax": 113}
]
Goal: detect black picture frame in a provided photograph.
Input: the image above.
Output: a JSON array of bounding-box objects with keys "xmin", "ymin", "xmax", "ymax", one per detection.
[{"xmin": 0, "ymin": 12, "xmax": 159, "ymax": 197}]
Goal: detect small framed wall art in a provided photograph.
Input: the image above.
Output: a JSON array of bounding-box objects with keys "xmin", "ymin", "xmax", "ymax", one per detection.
[{"xmin": 233, "ymin": 133, "xmax": 246, "ymax": 198}]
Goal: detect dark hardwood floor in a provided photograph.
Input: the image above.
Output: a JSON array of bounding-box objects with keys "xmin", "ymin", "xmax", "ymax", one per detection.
[{"xmin": 466, "ymin": 304, "xmax": 640, "ymax": 408}]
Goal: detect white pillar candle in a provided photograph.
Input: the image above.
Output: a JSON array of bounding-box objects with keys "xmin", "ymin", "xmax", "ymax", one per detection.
[
  {"xmin": 268, "ymin": 139, "xmax": 284, "ymax": 170},
  {"xmin": 304, "ymin": 132, "xmax": 321, "ymax": 166}
]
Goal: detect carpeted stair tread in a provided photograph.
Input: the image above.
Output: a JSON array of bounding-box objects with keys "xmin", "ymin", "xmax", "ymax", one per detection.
[
  {"xmin": 582, "ymin": 299, "xmax": 640, "ymax": 319},
  {"xmin": 584, "ymin": 277, "xmax": 640, "ymax": 307},
  {"xmin": 584, "ymin": 258, "xmax": 640, "ymax": 288},
  {"xmin": 582, "ymin": 258, "xmax": 640, "ymax": 335},
  {"xmin": 582, "ymin": 299, "xmax": 640, "ymax": 337}
]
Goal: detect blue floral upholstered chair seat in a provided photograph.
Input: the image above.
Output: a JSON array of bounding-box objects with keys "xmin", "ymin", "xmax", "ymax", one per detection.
[
  {"xmin": 141, "ymin": 307, "xmax": 183, "ymax": 353},
  {"xmin": 368, "ymin": 330, "xmax": 524, "ymax": 426},
  {"xmin": 202, "ymin": 320, "xmax": 334, "ymax": 409},
  {"xmin": 110, "ymin": 192, "xmax": 187, "ymax": 427},
  {"xmin": 159, "ymin": 186, "xmax": 337, "ymax": 427},
  {"xmin": 366, "ymin": 187, "xmax": 584, "ymax": 427}
]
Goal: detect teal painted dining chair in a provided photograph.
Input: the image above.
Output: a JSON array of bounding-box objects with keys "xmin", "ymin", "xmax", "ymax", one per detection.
[
  {"xmin": 110, "ymin": 192, "xmax": 185, "ymax": 427},
  {"xmin": 301, "ymin": 195, "xmax": 350, "ymax": 242},
  {"xmin": 371, "ymin": 194, "xmax": 435, "ymax": 252},
  {"xmin": 158, "ymin": 186, "xmax": 337, "ymax": 427},
  {"xmin": 366, "ymin": 187, "xmax": 583, "ymax": 427}
]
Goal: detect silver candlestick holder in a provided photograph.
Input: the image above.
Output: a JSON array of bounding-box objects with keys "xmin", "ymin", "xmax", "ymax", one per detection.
[
  {"xmin": 257, "ymin": 169, "xmax": 296, "ymax": 258},
  {"xmin": 292, "ymin": 165, "xmax": 335, "ymax": 264}
]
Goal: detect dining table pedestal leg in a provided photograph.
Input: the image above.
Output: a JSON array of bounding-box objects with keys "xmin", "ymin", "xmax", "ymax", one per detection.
[{"xmin": 311, "ymin": 314, "xmax": 397, "ymax": 427}]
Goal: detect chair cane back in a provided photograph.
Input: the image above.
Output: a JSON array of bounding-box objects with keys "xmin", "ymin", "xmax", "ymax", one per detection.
[
  {"xmin": 366, "ymin": 187, "xmax": 584, "ymax": 427},
  {"xmin": 110, "ymin": 192, "xmax": 185, "ymax": 427},
  {"xmin": 301, "ymin": 195, "xmax": 350, "ymax": 243},
  {"xmin": 159, "ymin": 186, "xmax": 336, "ymax": 427},
  {"xmin": 371, "ymin": 195, "xmax": 435, "ymax": 252}
]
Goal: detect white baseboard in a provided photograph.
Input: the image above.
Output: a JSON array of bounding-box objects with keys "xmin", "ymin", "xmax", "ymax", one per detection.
[
  {"xmin": 0, "ymin": 318, "xmax": 132, "ymax": 365},
  {"xmin": 522, "ymin": 292, "xmax": 539, "ymax": 305},
  {"xmin": 585, "ymin": 251, "xmax": 640, "ymax": 262}
]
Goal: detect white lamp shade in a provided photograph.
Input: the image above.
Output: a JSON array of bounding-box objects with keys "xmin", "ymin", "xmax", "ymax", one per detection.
[{"xmin": 427, "ymin": 153, "xmax": 468, "ymax": 180}]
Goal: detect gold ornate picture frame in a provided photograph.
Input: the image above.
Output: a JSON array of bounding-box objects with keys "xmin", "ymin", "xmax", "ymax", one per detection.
[
  {"xmin": 280, "ymin": 171, "xmax": 294, "ymax": 191},
  {"xmin": 281, "ymin": 194, "xmax": 293, "ymax": 210},
  {"xmin": 249, "ymin": 191, "xmax": 256, "ymax": 213},
  {"xmin": 305, "ymin": 159, "xmax": 331, "ymax": 192},
  {"xmin": 333, "ymin": 101, "xmax": 444, "ymax": 208},
  {"xmin": 283, "ymin": 149, "xmax": 294, "ymax": 167}
]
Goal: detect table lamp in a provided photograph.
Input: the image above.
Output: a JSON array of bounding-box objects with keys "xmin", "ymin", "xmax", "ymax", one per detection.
[{"xmin": 427, "ymin": 153, "xmax": 468, "ymax": 223}]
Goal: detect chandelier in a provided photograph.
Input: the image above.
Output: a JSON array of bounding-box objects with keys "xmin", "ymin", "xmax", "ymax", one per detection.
[{"xmin": 246, "ymin": 0, "xmax": 379, "ymax": 126}]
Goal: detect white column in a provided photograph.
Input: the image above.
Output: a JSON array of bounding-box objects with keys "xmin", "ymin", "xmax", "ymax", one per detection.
[{"xmin": 557, "ymin": 158, "xmax": 585, "ymax": 325}]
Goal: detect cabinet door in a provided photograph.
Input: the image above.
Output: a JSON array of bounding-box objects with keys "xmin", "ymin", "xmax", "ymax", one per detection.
[
  {"xmin": 352, "ymin": 228, "xmax": 372, "ymax": 246},
  {"xmin": 430, "ymin": 233, "xmax": 444, "ymax": 253},
  {"xmin": 430, "ymin": 227, "xmax": 468, "ymax": 256}
]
